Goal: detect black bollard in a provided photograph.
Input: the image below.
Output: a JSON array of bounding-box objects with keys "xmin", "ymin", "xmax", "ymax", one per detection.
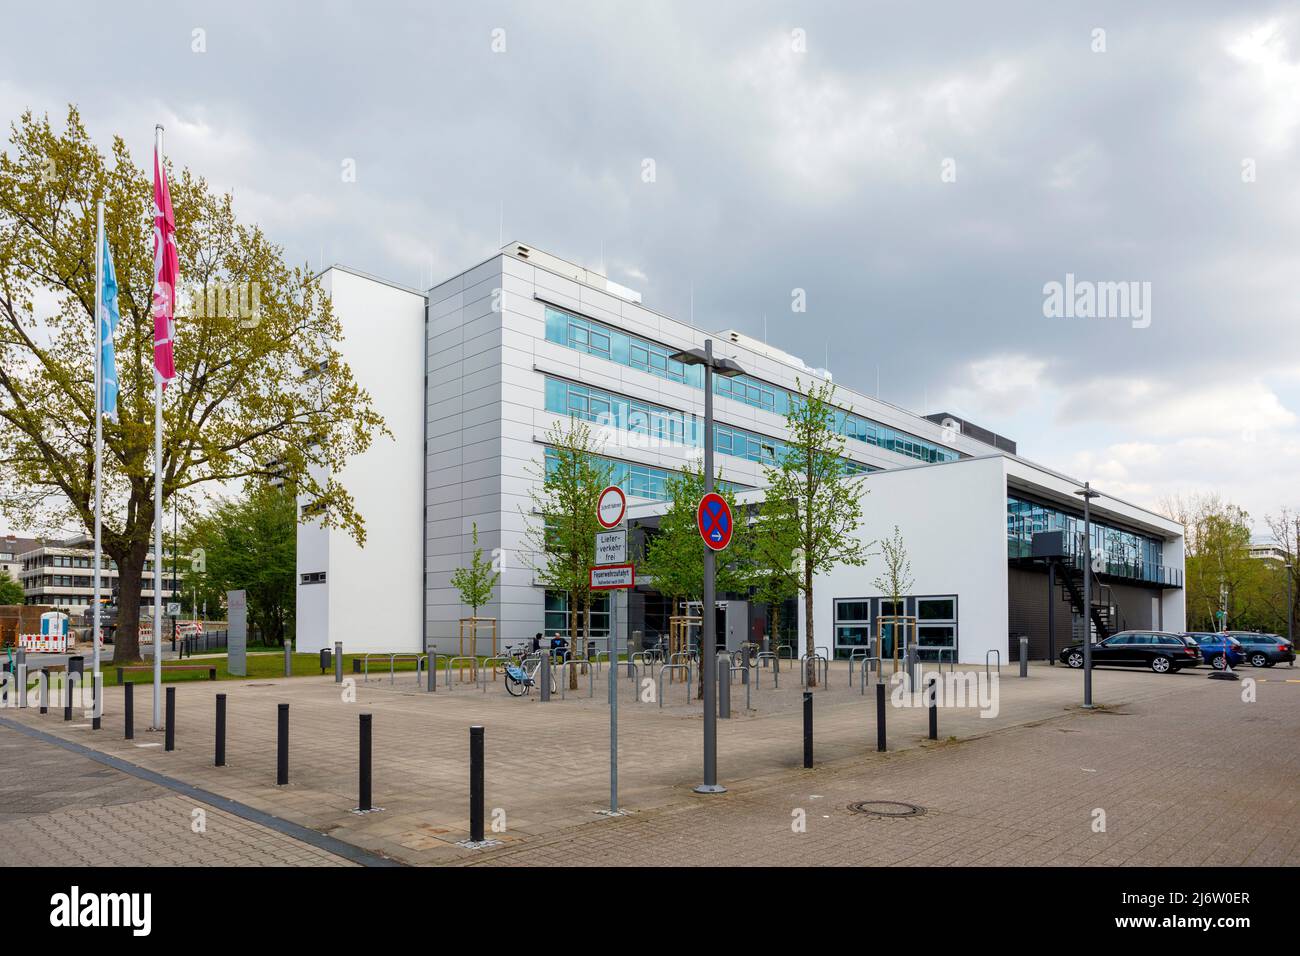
[
  {"xmin": 276, "ymin": 703, "xmax": 289, "ymax": 785},
  {"xmin": 165, "ymin": 686, "xmax": 175, "ymax": 751},
  {"xmin": 876, "ymin": 680, "xmax": 887, "ymax": 753},
  {"xmin": 803, "ymin": 691, "xmax": 813, "ymax": 768},
  {"xmin": 63, "ymin": 673, "xmax": 73, "ymax": 721},
  {"xmin": 359, "ymin": 714, "xmax": 372, "ymax": 812},
  {"xmin": 124, "ymin": 681, "xmax": 134, "ymax": 739},
  {"xmin": 927, "ymin": 675, "xmax": 938, "ymax": 741},
  {"xmin": 215, "ymin": 694, "xmax": 227, "ymax": 767},
  {"xmin": 39, "ymin": 667, "xmax": 48, "ymax": 714},
  {"xmin": 469, "ymin": 725, "xmax": 485, "ymax": 843}
]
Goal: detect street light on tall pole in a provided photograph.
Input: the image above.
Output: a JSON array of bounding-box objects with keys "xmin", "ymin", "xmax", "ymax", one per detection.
[
  {"xmin": 1074, "ymin": 481, "xmax": 1101, "ymax": 709},
  {"xmin": 1286, "ymin": 563, "xmax": 1294, "ymax": 647},
  {"xmin": 670, "ymin": 339, "xmax": 745, "ymax": 794}
]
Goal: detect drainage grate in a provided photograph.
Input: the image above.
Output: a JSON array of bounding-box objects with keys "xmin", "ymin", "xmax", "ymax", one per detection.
[{"xmin": 847, "ymin": 800, "xmax": 926, "ymax": 818}]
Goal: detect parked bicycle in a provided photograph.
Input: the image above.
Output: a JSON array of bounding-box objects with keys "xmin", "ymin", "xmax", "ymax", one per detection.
[{"xmin": 502, "ymin": 645, "xmax": 550, "ymax": 697}]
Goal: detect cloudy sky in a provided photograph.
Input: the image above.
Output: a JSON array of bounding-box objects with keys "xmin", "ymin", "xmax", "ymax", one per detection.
[{"xmin": 3, "ymin": 1, "xmax": 1299, "ymax": 535}]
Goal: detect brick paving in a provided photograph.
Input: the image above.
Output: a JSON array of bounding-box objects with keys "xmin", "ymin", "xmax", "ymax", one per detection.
[
  {"xmin": 1, "ymin": 661, "xmax": 1295, "ymax": 866},
  {"xmin": 0, "ymin": 725, "xmax": 353, "ymax": 866},
  {"xmin": 466, "ymin": 671, "xmax": 1300, "ymax": 866}
]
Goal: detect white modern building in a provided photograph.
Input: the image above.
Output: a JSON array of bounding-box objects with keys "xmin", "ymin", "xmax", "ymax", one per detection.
[
  {"xmin": 295, "ymin": 266, "xmax": 425, "ymax": 654},
  {"xmin": 296, "ymin": 243, "xmax": 1186, "ymax": 662}
]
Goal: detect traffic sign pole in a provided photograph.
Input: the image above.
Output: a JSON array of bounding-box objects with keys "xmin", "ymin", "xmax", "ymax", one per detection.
[
  {"xmin": 593, "ymin": 485, "xmax": 629, "ymax": 815},
  {"xmin": 697, "ymin": 340, "xmax": 724, "ymax": 794}
]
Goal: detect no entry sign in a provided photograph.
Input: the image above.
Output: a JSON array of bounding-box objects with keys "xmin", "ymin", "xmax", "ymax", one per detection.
[
  {"xmin": 697, "ymin": 493, "xmax": 733, "ymax": 551},
  {"xmin": 597, "ymin": 485, "xmax": 626, "ymax": 529}
]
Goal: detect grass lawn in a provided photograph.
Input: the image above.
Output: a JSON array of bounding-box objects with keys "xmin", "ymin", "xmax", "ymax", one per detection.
[
  {"xmin": 90, "ymin": 652, "xmax": 627, "ymax": 686},
  {"xmin": 104, "ymin": 653, "xmax": 439, "ymax": 686}
]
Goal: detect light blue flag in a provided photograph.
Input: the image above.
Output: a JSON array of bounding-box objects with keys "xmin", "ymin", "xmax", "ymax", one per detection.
[{"xmin": 99, "ymin": 227, "xmax": 120, "ymax": 421}]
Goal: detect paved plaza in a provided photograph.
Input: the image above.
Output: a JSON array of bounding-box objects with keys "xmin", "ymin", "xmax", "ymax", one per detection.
[{"xmin": 0, "ymin": 660, "xmax": 1296, "ymax": 866}]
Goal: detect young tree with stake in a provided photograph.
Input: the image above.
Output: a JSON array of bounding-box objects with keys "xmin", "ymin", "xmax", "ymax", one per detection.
[{"xmin": 451, "ymin": 522, "xmax": 500, "ymax": 620}]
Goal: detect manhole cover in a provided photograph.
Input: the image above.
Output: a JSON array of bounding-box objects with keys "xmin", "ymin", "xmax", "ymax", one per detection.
[{"xmin": 847, "ymin": 800, "xmax": 925, "ymax": 817}]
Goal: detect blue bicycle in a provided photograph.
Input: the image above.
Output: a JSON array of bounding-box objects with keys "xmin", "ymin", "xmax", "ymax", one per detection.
[{"xmin": 502, "ymin": 645, "xmax": 544, "ymax": 697}]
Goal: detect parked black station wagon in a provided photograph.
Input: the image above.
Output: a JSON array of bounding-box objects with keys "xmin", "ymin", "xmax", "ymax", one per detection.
[{"xmin": 1060, "ymin": 630, "xmax": 1201, "ymax": 674}]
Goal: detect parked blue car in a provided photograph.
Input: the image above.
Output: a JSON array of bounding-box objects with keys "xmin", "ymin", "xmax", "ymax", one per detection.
[
  {"xmin": 1184, "ymin": 632, "xmax": 1245, "ymax": 669},
  {"xmin": 1225, "ymin": 631, "xmax": 1296, "ymax": 668}
]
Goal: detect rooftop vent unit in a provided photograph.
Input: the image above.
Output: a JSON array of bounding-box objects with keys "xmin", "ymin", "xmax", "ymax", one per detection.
[{"xmin": 505, "ymin": 242, "xmax": 642, "ymax": 304}]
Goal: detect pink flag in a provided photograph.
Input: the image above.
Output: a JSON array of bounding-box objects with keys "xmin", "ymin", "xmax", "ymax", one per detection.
[{"xmin": 152, "ymin": 143, "xmax": 178, "ymax": 388}]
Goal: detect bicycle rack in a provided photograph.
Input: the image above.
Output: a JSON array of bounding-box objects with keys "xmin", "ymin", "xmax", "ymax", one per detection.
[
  {"xmin": 986, "ymin": 649, "xmax": 1001, "ymax": 682},
  {"xmin": 558, "ymin": 658, "xmax": 594, "ymax": 699},
  {"xmin": 445, "ymin": 656, "xmax": 478, "ymax": 688},
  {"xmin": 363, "ymin": 653, "xmax": 422, "ymax": 684},
  {"xmin": 915, "ymin": 647, "xmax": 956, "ymax": 686},
  {"xmin": 657, "ymin": 664, "xmax": 692, "ymax": 708},
  {"xmin": 514, "ymin": 655, "xmax": 556, "ymax": 696},
  {"xmin": 858, "ymin": 652, "xmax": 883, "ymax": 694},
  {"xmin": 848, "ymin": 647, "xmax": 871, "ymax": 687},
  {"xmin": 428, "ymin": 654, "xmax": 452, "ymax": 689},
  {"xmin": 778, "ymin": 645, "xmax": 796, "ymax": 661},
  {"xmin": 755, "ymin": 651, "xmax": 780, "ymax": 688},
  {"xmin": 799, "ymin": 654, "xmax": 829, "ymax": 688},
  {"xmin": 668, "ymin": 652, "xmax": 694, "ymax": 686},
  {"xmin": 391, "ymin": 654, "xmax": 422, "ymax": 684},
  {"xmin": 483, "ymin": 656, "xmax": 510, "ymax": 683}
]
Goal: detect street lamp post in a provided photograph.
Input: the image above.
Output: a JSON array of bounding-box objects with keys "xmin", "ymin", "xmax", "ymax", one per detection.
[
  {"xmin": 1287, "ymin": 563, "xmax": 1294, "ymax": 647},
  {"xmin": 670, "ymin": 339, "xmax": 744, "ymax": 794},
  {"xmin": 1074, "ymin": 481, "xmax": 1100, "ymax": 709}
]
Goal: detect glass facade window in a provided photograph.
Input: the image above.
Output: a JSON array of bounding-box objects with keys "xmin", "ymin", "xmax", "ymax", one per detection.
[
  {"xmin": 544, "ymin": 590, "xmax": 610, "ymax": 640},
  {"xmin": 543, "ymin": 447, "xmax": 749, "ymax": 502},
  {"xmin": 544, "ymin": 305, "xmax": 959, "ymax": 465},
  {"xmin": 914, "ymin": 596, "xmax": 957, "ymax": 663},
  {"xmin": 1006, "ymin": 494, "xmax": 1176, "ymax": 586},
  {"xmin": 544, "ymin": 375, "xmax": 877, "ymax": 476},
  {"xmin": 833, "ymin": 599, "xmax": 872, "ymax": 659}
]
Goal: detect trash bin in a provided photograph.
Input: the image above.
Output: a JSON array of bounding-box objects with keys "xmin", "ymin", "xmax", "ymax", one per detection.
[{"xmin": 320, "ymin": 648, "xmax": 332, "ymax": 674}]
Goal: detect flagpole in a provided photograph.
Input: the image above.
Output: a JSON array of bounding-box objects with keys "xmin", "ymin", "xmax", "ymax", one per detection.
[
  {"xmin": 152, "ymin": 124, "xmax": 165, "ymax": 731},
  {"xmin": 93, "ymin": 198, "xmax": 104, "ymax": 730}
]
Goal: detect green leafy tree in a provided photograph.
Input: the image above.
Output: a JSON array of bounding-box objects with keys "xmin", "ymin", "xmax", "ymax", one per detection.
[
  {"xmin": 0, "ymin": 107, "xmax": 385, "ymax": 662},
  {"xmin": 745, "ymin": 490, "xmax": 801, "ymax": 654},
  {"xmin": 522, "ymin": 420, "xmax": 610, "ymax": 687},
  {"xmin": 1162, "ymin": 493, "xmax": 1265, "ymax": 631},
  {"xmin": 0, "ymin": 568, "xmax": 22, "ymax": 605},
  {"xmin": 1265, "ymin": 508, "xmax": 1300, "ymax": 636},
  {"xmin": 639, "ymin": 460, "xmax": 747, "ymax": 613},
  {"xmin": 763, "ymin": 379, "xmax": 870, "ymax": 684},
  {"xmin": 450, "ymin": 522, "xmax": 499, "ymax": 618},
  {"xmin": 185, "ymin": 481, "xmax": 296, "ymax": 645}
]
